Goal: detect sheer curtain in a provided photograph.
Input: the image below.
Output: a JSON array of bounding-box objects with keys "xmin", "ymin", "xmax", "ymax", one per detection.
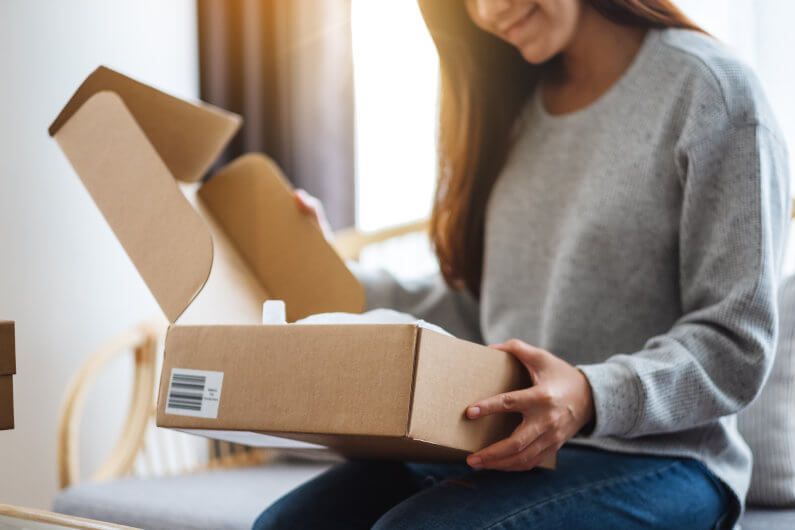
[{"xmin": 198, "ymin": 0, "xmax": 356, "ymax": 229}]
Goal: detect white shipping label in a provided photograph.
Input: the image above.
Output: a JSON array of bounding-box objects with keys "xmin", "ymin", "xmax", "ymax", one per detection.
[{"xmin": 165, "ymin": 368, "xmax": 224, "ymax": 419}]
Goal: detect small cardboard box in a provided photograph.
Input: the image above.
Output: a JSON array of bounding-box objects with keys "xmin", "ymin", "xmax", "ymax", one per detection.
[
  {"xmin": 50, "ymin": 67, "xmax": 553, "ymax": 466},
  {"xmin": 0, "ymin": 321, "xmax": 16, "ymax": 430}
]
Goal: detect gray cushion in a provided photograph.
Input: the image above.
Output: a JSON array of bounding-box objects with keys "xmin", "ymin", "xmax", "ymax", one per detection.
[
  {"xmin": 742, "ymin": 507, "xmax": 795, "ymax": 530},
  {"xmin": 738, "ymin": 275, "xmax": 795, "ymax": 506},
  {"xmin": 50, "ymin": 462, "xmax": 795, "ymax": 529},
  {"xmin": 53, "ymin": 462, "xmax": 330, "ymax": 530}
]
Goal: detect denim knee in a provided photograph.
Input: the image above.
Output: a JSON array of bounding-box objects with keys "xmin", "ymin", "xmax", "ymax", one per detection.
[{"xmin": 251, "ymin": 508, "xmax": 278, "ymax": 530}]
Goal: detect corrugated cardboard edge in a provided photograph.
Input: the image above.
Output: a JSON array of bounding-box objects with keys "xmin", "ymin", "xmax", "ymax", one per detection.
[
  {"xmin": 49, "ymin": 65, "xmax": 242, "ymax": 183},
  {"xmin": 182, "ymin": 428, "xmax": 473, "ymax": 462},
  {"xmin": 404, "ymin": 325, "xmax": 422, "ymax": 438},
  {"xmin": 266, "ymin": 431, "xmax": 472, "ymax": 462}
]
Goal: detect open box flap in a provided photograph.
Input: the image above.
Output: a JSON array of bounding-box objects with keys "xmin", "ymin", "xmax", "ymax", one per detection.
[
  {"xmin": 49, "ymin": 66, "xmax": 241, "ymax": 183},
  {"xmin": 199, "ymin": 154, "xmax": 365, "ymax": 321},
  {"xmin": 52, "ymin": 68, "xmax": 364, "ymax": 325},
  {"xmin": 53, "ymin": 91, "xmax": 213, "ymax": 323}
]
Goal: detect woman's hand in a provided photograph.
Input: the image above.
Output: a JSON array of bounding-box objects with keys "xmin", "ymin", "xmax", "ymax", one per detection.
[
  {"xmin": 294, "ymin": 189, "xmax": 333, "ymax": 241},
  {"xmin": 466, "ymin": 339, "xmax": 595, "ymax": 471}
]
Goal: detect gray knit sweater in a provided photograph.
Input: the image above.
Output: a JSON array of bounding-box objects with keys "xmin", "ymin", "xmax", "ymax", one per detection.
[{"xmin": 352, "ymin": 29, "xmax": 789, "ymax": 521}]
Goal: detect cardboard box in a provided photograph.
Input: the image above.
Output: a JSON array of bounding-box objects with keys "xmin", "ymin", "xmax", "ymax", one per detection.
[
  {"xmin": 50, "ymin": 67, "xmax": 554, "ymax": 467},
  {"xmin": 0, "ymin": 321, "xmax": 15, "ymax": 430}
]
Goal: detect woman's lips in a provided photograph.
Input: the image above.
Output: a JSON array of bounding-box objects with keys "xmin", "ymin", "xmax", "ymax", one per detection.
[{"xmin": 503, "ymin": 6, "xmax": 539, "ymax": 43}]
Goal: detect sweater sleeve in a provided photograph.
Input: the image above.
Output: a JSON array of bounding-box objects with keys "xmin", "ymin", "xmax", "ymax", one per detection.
[
  {"xmin": 346, "ymin": 261, "xmax": 483, "ymax": 343},
  {"xmin": 577, "ymin": 123, "xmax": 789, "ymax": 439}
]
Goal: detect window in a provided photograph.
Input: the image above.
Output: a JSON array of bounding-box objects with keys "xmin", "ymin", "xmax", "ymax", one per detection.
[{"xmin": 351, "ymin": 0, "xmax": 439, "ymax": 233}]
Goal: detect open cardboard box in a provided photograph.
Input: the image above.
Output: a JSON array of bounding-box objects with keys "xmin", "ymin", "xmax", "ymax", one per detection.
[
  {"xmin": 49, "ymin": 66, "xmax": 554, "ymax": 467},
  {"xmin": 0, "ymin": 321, "xmax": 15, "ymax": 430}
]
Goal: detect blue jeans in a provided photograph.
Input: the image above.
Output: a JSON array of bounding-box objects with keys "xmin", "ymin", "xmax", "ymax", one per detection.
[{"xmin": 253, "ymin": 445, "xmax": 732, "ymax": 529}]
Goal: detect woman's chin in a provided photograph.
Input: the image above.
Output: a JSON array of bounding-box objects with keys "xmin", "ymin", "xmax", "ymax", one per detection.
[{"xmin": 517, "ymin": 44, "xmax": 554, "ymax": 65}]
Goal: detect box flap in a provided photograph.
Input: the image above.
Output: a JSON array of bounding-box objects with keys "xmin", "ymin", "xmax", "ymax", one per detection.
[
  {"xmin": 176, "ymin": 185, "xmax": 269, "ymax": 325},
  {"xmin": 49, "ymin": 66, "xmax": 241, "ymax": 183},
  {"xmin": 53, "ymin": 91, "xmax": 213, "ymax": 323},
  {"xmin": 0, "ymin": 322, "xmax": 14, "ymax": 376},
  {"xmin": 198, "ymin": 154, "xmax": 365, "ymax": 321}
]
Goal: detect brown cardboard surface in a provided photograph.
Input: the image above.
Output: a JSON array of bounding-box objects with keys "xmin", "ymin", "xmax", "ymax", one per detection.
[
  {"xmin": 0, "ymin": 322, "xmax": 14, "ymax": 376},
  {"xmin": 53, "ymin": 91, "xmax": 213, "ymax": 323},
  {"xmin": 269, "ymin": 432, "xmax": 473, "ymax": 462},
  {"xmin": 180, "ymin": 429, "xmax": 468, "ymax": 461},
  {"xmin": 157, "ymin": 325, "xmax": 418, "ymax": 436},
  {"xmin": 0, "ymin": 376, "xmax": 13, "ymax": 430},
  {"xmin": 411, "ymin": 329, "xmax": 555, "ymax": 468},
  {"xmin": 409, "ymin": 329, "xmax": 527, "ymax": 451},
  {"xmin": 49, "ymin": 66, "xmax": 241, "ymax": 183},
  {"xmin": 177, "ymin": 185, "xmax": 269, "ymax": 325},
  {"xmin": 0, "ymin": 322, "xmax": 14, "ymax": 430},
  {"xmin": 199, "ymin": 154, "xmax": 365, "ymax": 321}
]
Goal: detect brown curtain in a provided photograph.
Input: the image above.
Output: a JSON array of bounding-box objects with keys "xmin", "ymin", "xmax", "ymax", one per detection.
[{"xmin": 197, "ymin": 0, "xmax": 356, "ymax": 229}]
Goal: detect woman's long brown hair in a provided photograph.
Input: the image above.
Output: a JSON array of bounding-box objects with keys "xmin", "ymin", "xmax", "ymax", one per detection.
[{"xmin": 419, "ymin": 0, "xmax": 702, "ymax": 297}]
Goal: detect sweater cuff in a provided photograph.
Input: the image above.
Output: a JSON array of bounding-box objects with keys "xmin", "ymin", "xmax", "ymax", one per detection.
[
  {"xmin": 576, "ymin": 361, "xmax": 642, "ymax": 438},
  {"xmin": 345, "ymin": 260, "xmax": 392, "ymax": 311}
]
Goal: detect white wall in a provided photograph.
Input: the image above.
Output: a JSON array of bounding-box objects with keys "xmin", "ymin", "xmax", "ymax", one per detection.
[{"xmin": 0, "ymin": 0, "xmax": 198, "ymax": 509}]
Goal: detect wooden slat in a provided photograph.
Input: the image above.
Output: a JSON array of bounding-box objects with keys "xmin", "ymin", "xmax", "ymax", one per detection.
[
  {"xmin": 333, "ymin": 218, "xmax": 429, "ymax": 260},
  {"xmin": 0, "ymin": 505, "xmax": 138, "ymax": 529}
]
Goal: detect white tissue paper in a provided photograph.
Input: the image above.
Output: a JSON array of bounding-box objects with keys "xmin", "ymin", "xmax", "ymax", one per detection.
[{"xmin": 261, "ymin": 300, "xmax": 453, "ymax": 337}]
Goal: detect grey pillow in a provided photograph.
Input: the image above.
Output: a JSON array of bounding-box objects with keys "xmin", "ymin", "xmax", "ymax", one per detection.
[{"xmin": 739, "ymin": 274, "xmax": 795, "ymax": 506}]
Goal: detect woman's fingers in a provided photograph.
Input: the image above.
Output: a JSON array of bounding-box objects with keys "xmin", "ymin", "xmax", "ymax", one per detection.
[
  {"xmin": 293, "ymin": 189, "xmax": 333, "ymax": 241},
  {"xmin": 475, "ymin": 429, "xmax": 560, "ymax": 471},
  {"xmin": 491, "ymin": 338, "xmax": 547, "ymax": 369},
  {"xmin": 467, "ymin": 387, "xmax": 539, "ymax": 419},
  {"xmin": 294, "ymin": 189, "xmax": 318, "ymax": 217},
  {"xmin": 467, "ymin": 421, "xmax": 543, "ymax": 467}
]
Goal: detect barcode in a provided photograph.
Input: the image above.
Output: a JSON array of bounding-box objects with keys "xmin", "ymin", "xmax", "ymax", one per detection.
[
  {"xmin": 165, "ymin": 368, "xmax": 224, "ymax": 418},
  {"xmin": 167, "ymin": 373, "xmax": 206, "ymax": 411}
]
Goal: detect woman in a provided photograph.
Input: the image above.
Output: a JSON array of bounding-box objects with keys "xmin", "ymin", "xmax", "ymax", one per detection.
[{"xmin": 256, "ymin": 0, "xmax": 789, "ymax": 528}]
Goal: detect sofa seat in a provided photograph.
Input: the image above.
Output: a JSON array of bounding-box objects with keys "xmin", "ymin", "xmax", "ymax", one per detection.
[
  {"xmin": 53, "ymin": 462, "xmax": 331, "ymax": 530},
  {"xmin": 53, "ymin": 462, "xmax": 795, "ymax": 530},
  {"xmin": 741, "ymin": 507, "xmax": 795, "ymax": 530}
]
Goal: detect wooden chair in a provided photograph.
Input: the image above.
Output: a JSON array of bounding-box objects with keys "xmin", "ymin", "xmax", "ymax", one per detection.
[{"xmin": 56, "ymin": 219, "xmax": 429, "ymax": 489}]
